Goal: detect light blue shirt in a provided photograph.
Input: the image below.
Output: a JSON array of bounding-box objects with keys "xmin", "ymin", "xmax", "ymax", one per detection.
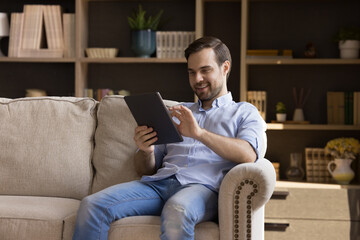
[{"xmin": 141, "ymin": 92, "xmax": 266, "ymax": 192}]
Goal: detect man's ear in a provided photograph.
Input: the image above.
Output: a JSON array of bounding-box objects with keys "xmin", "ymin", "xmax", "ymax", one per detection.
[{"xmin": 222, "ymin": 60, "xmax": 230, "ymax": 76}]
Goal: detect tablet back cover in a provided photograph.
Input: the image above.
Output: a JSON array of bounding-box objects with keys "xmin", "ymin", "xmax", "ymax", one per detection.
[{"xmin": 124, "ymin": 92, "xmax": 183, "ymax": 145}]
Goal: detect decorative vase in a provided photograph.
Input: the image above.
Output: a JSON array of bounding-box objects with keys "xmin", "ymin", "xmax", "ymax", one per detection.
[
  {"xmin": 276, "ymin": 113, "xmax": 286, "ymax": 122},
  {"xmin": 293, "ymin": 108, "xmax": 304, "ymax": 122},
  {"xmin": 327, "ymin": 158, "xmax": 355, "ymax": 184},
  {"xmin": 339, "ymin": 40, "xmax": 360, "ymax": 59},
  {"xmin": 286, "ymin": 152, "xmax": 305, "ymax": 181},
  {"xmin": 131, "ymin": 29, "xmax": 156, "ymax": 58}
]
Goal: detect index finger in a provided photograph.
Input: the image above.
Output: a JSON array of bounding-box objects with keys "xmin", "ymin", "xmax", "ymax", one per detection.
[{"xmin": 135, "ymin": 125, "xmax": 149, "ymax": 133}]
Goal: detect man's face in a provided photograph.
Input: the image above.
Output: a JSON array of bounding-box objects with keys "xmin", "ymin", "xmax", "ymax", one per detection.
[{"xmin": 187, "ymin": 48, "xmax": 229, "ymax": 107}]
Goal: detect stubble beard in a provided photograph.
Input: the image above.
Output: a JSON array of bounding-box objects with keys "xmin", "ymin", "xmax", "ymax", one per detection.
[{"xmin": 194, "ymin": 82, "xmax": 224, "ymax": 103}]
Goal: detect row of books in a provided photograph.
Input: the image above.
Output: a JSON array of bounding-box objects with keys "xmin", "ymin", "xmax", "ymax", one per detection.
[
  {"xmin": 156, "ymin": 31, "xmax": 196, "ymax": 59},
  {"xmin": 305, "ymin": 148, "xmax": 333, "ymax": 183},
  {"xmin": 8, "ymin": 4, "xmax": 75, "ymax": 58},
  {"xmin": 83, "ymin": 88, "xmax": 131, "ymax": 101},
  {"xmin": 327, "ymin": 91, "xmax": 360, "ymax": 125},
  {"xmin": 246, "ymin": 49, "xmax": 293, "ymax": 59},
  {"xmin": 247, "ymin": 91, "xmax": 267, "ymax": 121}
]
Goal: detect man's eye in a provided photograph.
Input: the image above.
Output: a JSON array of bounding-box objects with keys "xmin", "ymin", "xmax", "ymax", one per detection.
[{"xmin": 188, "ymin": 71, "xmax": 195, "ymax": 75}]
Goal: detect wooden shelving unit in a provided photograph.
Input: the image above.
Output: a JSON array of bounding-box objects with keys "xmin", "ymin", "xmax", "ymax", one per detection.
[
  {"xmin": 79, "ymin": 57, "xmax": 187, "ymax": 64},
  {"xmin": 267, "ymin": 123, "xmax": 360, "ymax": 131},
  {"xmin": 246, "ymin": 58, "xmax": 360, "ymax": 65},
  {"xmin": 237, "ymin": 0, "xmax": 360, "ymax": 181},
  {"xmin": 1, "ymin": 0, "xmax": 360, "ymax": 178}
]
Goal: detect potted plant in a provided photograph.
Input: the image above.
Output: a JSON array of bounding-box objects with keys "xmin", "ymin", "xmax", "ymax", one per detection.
[
  {"xmin": 333, "ymin": 27, "xmax": 360, "ymax": 59},
  {"xmin": 128, "ymin": 4, "xmax": 163, "ymax": 58},
  {"xmin": 275, "ymin": 101, "xmax": 287, "ymax": 122}
]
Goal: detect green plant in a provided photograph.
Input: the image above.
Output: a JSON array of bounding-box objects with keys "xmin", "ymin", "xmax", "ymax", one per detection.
[
  {"xmin": 127, "ymin": 4, "xmax": 163, "ymax": 31},
  {"xmin": 276, "ymin": 102, "xmax": 286, "ymax": 114},
  {"xmin": 333, "ymin": 27, "xmax": 360, "ymax": 42}
]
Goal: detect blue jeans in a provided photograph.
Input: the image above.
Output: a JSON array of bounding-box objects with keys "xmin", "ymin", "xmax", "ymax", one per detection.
[{"xmin": 72, "ymin": 175, "xmax": 218, "ymax": 240}]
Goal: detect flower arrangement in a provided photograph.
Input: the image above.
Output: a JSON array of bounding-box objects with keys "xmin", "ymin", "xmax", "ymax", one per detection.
[{"xmin": 325, "ymin": 137, "xmax": 360, "ymax": 160}]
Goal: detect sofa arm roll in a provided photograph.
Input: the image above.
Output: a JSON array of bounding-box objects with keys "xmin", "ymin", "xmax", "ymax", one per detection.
[{"xmin": 218, "ymin": 158, "xmax": 276, "ymax": 240}]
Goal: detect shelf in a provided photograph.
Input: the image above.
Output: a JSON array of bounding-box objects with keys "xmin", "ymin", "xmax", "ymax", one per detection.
[
  {"xmin": 275, "ymin": 180, "xmax": 360, "ymax": 190},
  {"xmin": 267, "ymin": 123, "xmax": 360, "ymax": 131},
  {"xmin": 0, "ymin": 57, "xmax": 76, "ymax": 63},
  {"xmin": 0, "ymin": 57, "xmax": 186, "ymax": 64},
  {"xmin": 80, "ymin": 57, "xmax": 187, "ymax": 64},
  {"xmin": 246, "ymin": 58, "xmax": 360, "ymax": 65}
]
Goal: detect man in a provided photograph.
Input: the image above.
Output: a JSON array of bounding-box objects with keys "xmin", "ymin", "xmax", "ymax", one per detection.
[{"xmin": 73, "ymin": 36, "xmax": 266, "ymax": 240}]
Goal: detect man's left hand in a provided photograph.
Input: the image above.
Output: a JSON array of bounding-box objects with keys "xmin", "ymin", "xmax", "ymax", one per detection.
[{"xmin": 169, "ymin": 105, "xmax": 203, "ymax": 140}]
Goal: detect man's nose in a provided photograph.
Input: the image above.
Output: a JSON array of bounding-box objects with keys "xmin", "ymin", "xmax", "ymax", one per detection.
[{"xmin": 194, "ymin": 72, "xmax": 203, "ymax": 82}]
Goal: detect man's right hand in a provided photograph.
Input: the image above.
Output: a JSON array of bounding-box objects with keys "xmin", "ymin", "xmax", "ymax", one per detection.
[{"xmin": 134, "ymin": 126, "xmax": 157, "ymax": 154}]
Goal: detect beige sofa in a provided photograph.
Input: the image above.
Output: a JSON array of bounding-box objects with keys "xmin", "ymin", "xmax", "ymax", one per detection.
[{"xmin": 0, "ymin": 95, "xmax": 276, "ymax": 240}]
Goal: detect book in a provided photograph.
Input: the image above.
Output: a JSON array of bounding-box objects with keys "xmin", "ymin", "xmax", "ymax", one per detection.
[
  {"xmin": 246, "ymin": 49, "xmax": 293, "ymax": 59},
  {"xmin": 327, "ymin": 91, "xmax": 335, "ymax": 124},
  {"xmin": 8, "ymin": 13, "xmax": 24, "ymax": 57},
  {"xmin": 349, "ymin": 91, "xmax": 354, "ymax": 125},
  {"xmin": 305, "ymin": 148, "xmax": 332, "ymax": 183},
  {"xmin": 43, "ymin": 5, "xmax": 64, "ymax": 51},
  {"xmin": 63, "ymin": 13, "xmax": 75, "ymax": 57},
  {"xmin": 247, "ymin": 90, "xmax": 267, "ymax": 121},
  {"xmin": 338, "ymin": 91, "xmax": 345, "ymax": 124},
  {"xmin": 327, "ymin": 91, "xmax": 345, "ymax": 124},
  {"xmin": 21, "ymin": 5, "xmax": 44, "ymax": 50},
  {"xmin": 18, "ymin": 4, "xmax": 65, "ymax": 58},
  {"xmin": 355, "ymin": 92, "xmax": 359, "ymax": 125},
  {"xmin": 156, "ymin": 31, "xmax": 195, "ymax": 59}
]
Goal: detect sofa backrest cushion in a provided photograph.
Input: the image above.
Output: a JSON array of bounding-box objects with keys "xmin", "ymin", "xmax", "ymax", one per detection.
[
  {"xmin": 0, "ymin": 97, "xmax": 97, "ymax": 200},
  {"xmin": 91, "ymin": 96, "xmax": 139, "ymax": 193}
]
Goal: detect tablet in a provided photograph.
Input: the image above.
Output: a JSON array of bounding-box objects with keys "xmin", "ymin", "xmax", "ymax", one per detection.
[{"xmin": 124, "ymin": 92, "xmax": 183, "ymax": 145}]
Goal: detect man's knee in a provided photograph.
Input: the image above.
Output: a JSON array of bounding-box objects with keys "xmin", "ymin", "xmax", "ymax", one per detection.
[{"xmin": 161, "ymin": 202, "xmax": 196, "ymax": 240}]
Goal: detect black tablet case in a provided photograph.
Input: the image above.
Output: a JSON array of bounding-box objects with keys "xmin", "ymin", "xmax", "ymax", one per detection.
[{"xmin": 124, "ymin": 92, "xmax": 183, "ymax": 145}]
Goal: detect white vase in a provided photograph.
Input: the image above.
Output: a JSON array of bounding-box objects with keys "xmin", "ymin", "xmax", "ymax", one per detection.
[
  {"xmin": 327, "ymin": 158, "xmax": 355, "ymax": 184},
  {"xmin": 293, "ymin": 108, "xmax": 304, "ymax": 122},
  {"xmin": 339, "ymin": 40, "xmax": 360, "ymax": 59}
]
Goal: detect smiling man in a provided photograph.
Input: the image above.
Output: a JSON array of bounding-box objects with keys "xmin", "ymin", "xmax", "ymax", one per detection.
[{"xmin": 73, "ymin": 36, "xmax": 266, "ymax": 240}]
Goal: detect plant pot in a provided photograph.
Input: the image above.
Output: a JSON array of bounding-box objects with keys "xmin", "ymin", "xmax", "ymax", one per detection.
[
  {"xmin": 131, "ymin": 29, "xmax": 156, "ymax": 58},
  {"xmin": 276, "ymin": 113, "xmax": 286, "ymax": 122},
  {"xmin": 339, "ymin": 40, "xmax": 360, "ymax": 59}
]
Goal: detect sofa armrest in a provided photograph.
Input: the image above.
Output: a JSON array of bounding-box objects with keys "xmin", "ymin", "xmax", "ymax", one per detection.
[{"xmin": 218, "ymin": 158, "xmax": 276, "ymax": 240}]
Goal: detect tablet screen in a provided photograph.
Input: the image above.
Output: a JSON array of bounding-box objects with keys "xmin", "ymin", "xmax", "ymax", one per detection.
[{"xmin": 124, "ymin": 92, "xmax": 183, "ymax": 145}]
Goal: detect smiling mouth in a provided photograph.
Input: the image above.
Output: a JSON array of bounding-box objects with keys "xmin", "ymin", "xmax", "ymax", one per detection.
[{"xmin": 195, "ymin": 84, "xmax": 209, "ymax": 90}]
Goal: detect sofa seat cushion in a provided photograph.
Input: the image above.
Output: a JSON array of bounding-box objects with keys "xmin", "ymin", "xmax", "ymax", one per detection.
[
  {"xmin": 108, "ymin": 216, "xmax": 219, "ymax": 240},
  {"xmin": 0, "ymin": 97, "xmax": 97, "ymax": 199},
  {"xmin": 0, "ymin": 195, "xmax": 80, "ymax": 240}
]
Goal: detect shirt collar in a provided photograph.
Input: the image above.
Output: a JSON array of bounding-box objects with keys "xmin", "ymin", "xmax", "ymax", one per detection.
[{"xmin": 197, "ymin": 92, "xmax": 233, "ymax": 110}]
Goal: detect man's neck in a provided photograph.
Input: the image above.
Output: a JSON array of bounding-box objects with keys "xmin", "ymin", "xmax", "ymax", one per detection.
[{"xmin": 200, "ymin": 91, "xmax": 228, "ymax": 110}]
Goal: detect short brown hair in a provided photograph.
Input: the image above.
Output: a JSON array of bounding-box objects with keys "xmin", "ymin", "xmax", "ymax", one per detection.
[{"xmin": 185, "ymin": 36, "xmax": 232, "ymax": 80}]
